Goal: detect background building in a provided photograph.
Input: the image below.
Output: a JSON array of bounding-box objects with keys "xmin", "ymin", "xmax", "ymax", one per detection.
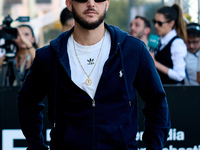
[{"xmin": 0, "ymin": 0, "xmax": 199, "ymax": 47}]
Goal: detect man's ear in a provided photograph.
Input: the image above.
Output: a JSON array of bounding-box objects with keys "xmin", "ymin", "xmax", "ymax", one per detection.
[
  {"xmin": 144, "ymin": 27, "xmax": 151, "ymax": 35},
  {"xmin": 169, "ymin": 20, "xmax": 175, "ymax": 29},
  {"xmin": 65, "ymin": 0, "xmax": 72, "ymax": 11},
  {"xmin": 105, "ymin": 0, "xmax": 109, "ymax": 11}
]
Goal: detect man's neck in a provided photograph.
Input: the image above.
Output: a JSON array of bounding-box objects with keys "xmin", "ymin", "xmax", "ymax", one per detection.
[
  {"xmin": 73, "ymin": 22, "xmax": 105, "ymax": 46},
  {"xmin": 140, "ymin": 36, "xmax": 148, "ymax": 45}
]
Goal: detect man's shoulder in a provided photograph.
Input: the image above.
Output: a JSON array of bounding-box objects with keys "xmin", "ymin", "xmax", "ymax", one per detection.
[
  {"xmin": 35, "ymin": 44, "xmax": 56, "ymax": 63},
  {"xmin": 36, "ymin": 31, "xmax": 66, "ymax": 55},
  {"xmin": 106, "ymin": 23, "xmax": 144, "ymax": 47},
  {"xmin": 123, "ymin": 34, "xmax": 146, "ymax": 50},
  {"xmin": 126, "ymin": 34, "xmax": 144, "ymax": 43},
  {"xmin": 36, "ymin": 45, "xmax": 52, "ymax": 55}
]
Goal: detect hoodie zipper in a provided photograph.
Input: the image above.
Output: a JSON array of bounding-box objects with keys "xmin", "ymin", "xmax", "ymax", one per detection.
[
  {"xmin": 92, "ymin": 99, "xmax": 96, "ymax": 107},
  {"xmin": 93, "ymin": 102, "xmax": 96, "ymax": 150},
  {"xmin": 53, "ymin": 49, "xmax": 59, "ymax": 128}
]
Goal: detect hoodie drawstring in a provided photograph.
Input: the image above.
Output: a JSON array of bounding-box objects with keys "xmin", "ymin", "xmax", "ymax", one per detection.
[{"xmin": 53, "ymin": 50, "xmax": 58, "ymax": 128}]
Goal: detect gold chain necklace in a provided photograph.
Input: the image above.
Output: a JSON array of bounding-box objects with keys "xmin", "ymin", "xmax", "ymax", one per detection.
[{"xmin": 73, "ymin": 33, "xmax": 105, "ymax": 86}]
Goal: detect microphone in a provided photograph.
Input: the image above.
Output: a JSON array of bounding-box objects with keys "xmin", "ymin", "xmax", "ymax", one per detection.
[{"xmin": 148, "ymin": 34, "xmax": 159, "ymax": 52}]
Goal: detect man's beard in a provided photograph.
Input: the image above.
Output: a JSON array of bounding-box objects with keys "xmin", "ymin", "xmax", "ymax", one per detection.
[
  {"xmin": 72, "ymin": 6, "xmax": 106, "ymax": 30},
  {"xmin": 137, "ymin": 33, "xmax": 143, "ymax": 39},
  {"xmin": 136, "ymin": 29, "xmax": 145, "ymax": 39}
]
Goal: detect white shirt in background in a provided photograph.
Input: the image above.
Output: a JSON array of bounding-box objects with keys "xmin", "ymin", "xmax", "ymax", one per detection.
[
  {"xmin": 185, "ymin": 50, "xmax": 200, "ymax": 85},
  {"xmin": 160, "ymin": 29, "xmax": 187, "ymax": 82}
]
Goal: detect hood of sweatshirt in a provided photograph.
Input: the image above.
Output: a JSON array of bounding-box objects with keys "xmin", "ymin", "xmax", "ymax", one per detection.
[{"xmin": 49, "ymin": 22, "xmax": 128, "ymax": 60}]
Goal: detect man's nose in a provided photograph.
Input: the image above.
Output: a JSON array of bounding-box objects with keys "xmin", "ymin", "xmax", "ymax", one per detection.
[
  {"xmin": 188, "ymin": 42, "xmax": 194, "ymax": 48},
  {"xmin": 154, "ymin": 23, "xmax": 159, "ymax": 28},
  {"xmin": 130, "ymin": 25, "xmax": 135, "ymax": 30},
  {"xmin": 86, "ymin": 0, "xmax": 95, "ymax": 7}
]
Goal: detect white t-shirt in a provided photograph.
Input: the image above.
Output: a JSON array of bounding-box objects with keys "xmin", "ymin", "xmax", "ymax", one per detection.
[{"xmin": 67, "ymin": 30, "xmax": 111, "ymax": 99}]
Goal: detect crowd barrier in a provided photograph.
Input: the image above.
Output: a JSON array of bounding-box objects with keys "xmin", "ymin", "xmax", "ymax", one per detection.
[{"xmin": 0, "ymin": 85, "xmax": 200, "ymax": 150}]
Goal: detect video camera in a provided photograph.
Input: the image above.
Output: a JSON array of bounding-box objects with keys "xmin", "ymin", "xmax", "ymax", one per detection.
[{"xmin": 0, "ymin": 15, "xmax": 30, "ymax": 58}]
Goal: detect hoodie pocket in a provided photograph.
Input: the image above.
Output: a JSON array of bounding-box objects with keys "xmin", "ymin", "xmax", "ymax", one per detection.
[
  {"xmin": 63, "ymin": 125, "xmax": 94, "ymax": 150},
  {"xmin": 119, "ymin": 125, "xmax": 128, "ymax": 148},
  {"xmin": 50, "ymin": 126, "xmax": 66, "ymax": 149},
  {"xmin": 96, "ymin": 125, "xmax": 128, "ymax": 150}
]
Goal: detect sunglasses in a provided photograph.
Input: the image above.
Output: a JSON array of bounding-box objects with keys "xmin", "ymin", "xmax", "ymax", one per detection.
[
  {"xmin": 73, "ymin": 0, "xmax": 106, "ymax": 2},
  {"xmin": 152, "ymin": 19, "xmax": 171, "ymax": 26}
]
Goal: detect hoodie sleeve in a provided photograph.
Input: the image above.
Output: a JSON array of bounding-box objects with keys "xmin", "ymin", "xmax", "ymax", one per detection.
[
  {"xmin": 17, "ymin": 49, "xmax": 49, "ymax": 150},
  {"xmin": 134, "ymin": 44, "xmax": 171, "ymax": 150}
]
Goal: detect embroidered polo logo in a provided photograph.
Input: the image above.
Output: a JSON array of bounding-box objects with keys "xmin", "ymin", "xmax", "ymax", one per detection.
[
  {"xmin": 119, "ymin": 70, "xmax": 123, "ymax": 77},
  {"xmin": 87, "ymin": 58, "xmax": 94, "ymax": 65}
]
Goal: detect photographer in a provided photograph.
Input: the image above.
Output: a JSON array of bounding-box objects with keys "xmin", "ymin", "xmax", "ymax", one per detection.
[
  {"xmin": 13, "ymin": 24, "xmax": 38, "ymax": 85},
  {"xmin": 0, "ymin": 24, "xmax": 37, "ymax": 86}
]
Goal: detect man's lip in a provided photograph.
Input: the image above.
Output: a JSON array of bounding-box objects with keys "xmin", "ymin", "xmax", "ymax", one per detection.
[
  {"xmin": 84, "ymin": 10, "xmax": 97, "ymax": 14},
  {"xmin": 86, "ymin": 12, "xmax": 96, "ymax": 14}
]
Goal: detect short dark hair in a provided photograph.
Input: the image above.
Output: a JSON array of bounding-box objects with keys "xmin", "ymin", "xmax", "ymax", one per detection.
[
  {"xmin": 187, "ymin": 23, "xmax": 200, "ymax": 38},
  {"xmin": 60, "ymin": 7, "xmax": 73, "ymax": 26},
  {"xmin": 135, "ymin": 15, "xmax": 151, "ymax": 29}
]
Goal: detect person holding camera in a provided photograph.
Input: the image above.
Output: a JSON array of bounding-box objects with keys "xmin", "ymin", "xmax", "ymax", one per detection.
[
  {"xmin": 13, "ymin": 24, "xmax": 38, "ymax": 85},
  {"xmin": 0, "ymin": 24, "xmax": 37, "ymax": 86}
]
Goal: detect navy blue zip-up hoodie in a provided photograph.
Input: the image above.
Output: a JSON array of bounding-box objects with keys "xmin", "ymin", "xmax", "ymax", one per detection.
[{"xmin": 17, "ymin": 23, "xmax": 170, "ymax": 150}]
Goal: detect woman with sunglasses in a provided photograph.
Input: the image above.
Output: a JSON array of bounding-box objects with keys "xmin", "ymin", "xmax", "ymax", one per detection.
[{"xmin": 151, "ymin": 3, "xmax": 187, "ymax": 84}]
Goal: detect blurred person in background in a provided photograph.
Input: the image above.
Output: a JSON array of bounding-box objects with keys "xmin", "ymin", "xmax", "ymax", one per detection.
[
  {"xmin": 14, "ymin": 24, "xmax": 38, "ymax": 85},
  {"xmin": 0, "ymin": 24, "xmax": 37, "ymax": 86},
  {"xmin": 185, "ymin": 23, "xmax": 200, "ymax": 85},
  {"xmin": 130, "ymin": 16, "xmax": 151, "ymax": 48},
  {"xmin": 151, "ymin": 3, "xmax": 187, "ymax": 84},
  {"xmin": 60, "ymin": 7, "xmax": 74, "ymax": 32}
]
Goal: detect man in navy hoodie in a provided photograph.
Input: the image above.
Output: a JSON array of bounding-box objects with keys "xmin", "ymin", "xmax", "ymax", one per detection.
[{"xmin": 17, "ymin": 0, "xmax": 170, "ymax": 149}]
